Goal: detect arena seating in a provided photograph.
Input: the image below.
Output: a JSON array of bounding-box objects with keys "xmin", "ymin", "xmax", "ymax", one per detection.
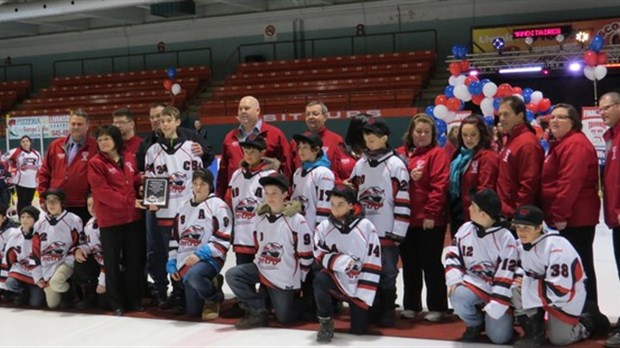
[
  {"xmin": 199, "ymin": 50, "xmax": 435, "ymax": 121},
  {"xmin": 0, "ymin": 80, "xmax": 30, "ymax": 112}
]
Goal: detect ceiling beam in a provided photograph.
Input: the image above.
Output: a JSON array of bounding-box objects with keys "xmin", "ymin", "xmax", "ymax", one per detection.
[
  {"xmin": 78, "ymin": 7, "xmax": 146, "ymax": 25},
  {"xmin": 214, "ymin": 0, "xmax": 266, "ymax": 12}
]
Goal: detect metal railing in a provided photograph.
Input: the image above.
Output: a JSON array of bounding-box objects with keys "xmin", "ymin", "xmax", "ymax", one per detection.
[{"xmin": 0, "ymin": 63, "xmax": 34, "ymax": 88}]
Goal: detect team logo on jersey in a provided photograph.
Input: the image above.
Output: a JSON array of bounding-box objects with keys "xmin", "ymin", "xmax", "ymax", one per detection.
[
  {"xmin": 81, "ymin": 152, "xmax": 89, "ymax": 161},
  {"xmin": 21, "ymin": 157, "xmax": 38, "ymax": 171},
  {"xmin": 470, "ymin": 160, "xmax": 479, "ymax": 174},
  {"xmin": 470, "ymin": 261, "xmax": 496, "ymax": 282},
  {"xmin": 169, "ymin": 172, "xmax": 188, "ymax": 193},
  {"xmin": 359, "ymin": 186, "xmax": 385, "ymax": 210},
  {"xmin": 180, "ymin": 225, "xmax": 205, "ymax": 247},
  {"xmin": 17, "ymin": 257, "xmax": 36, "ymax": 271},
  {"xmin": 41, "ymin": 241, "xmax": 67, "ymax": 262},
  {"xmin": 235, "ymin": 198, "xmax": 259, "ymax": 220},
  {"xmin": 258, "ymin": 242, "xmax": 283, "ymax": 265},
  {"xmin": 293, "ymin": 195, "xmax": 309, "ymax": 215},
  {"xmin": 345, "ymin": 256, "xmax": 362, "ymax": 279},
  {"xmin": 502, "ymin": 149, "xmax": 511, "ymax": 162}
]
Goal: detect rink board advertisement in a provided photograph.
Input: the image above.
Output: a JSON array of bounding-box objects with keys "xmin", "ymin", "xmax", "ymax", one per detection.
[
  {"xmin": 582, "ymin": 106, "xmax": 608, "ymax": 166},
  {"xmin": 6, "ymin": 115, "xmax": 71, "ymax": 140}
]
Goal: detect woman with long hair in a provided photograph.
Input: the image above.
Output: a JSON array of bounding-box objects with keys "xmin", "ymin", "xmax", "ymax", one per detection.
[{"xmin": 2, "ymin": 135, "xmax": 41, "ymax": 213}]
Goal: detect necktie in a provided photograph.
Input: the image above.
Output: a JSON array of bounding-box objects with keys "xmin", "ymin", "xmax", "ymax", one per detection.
[{"xmin": 68, "ymin": 142, "xmax": 79, "ymax": 164}]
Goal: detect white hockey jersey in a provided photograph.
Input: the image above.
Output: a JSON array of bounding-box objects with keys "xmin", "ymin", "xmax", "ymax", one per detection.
[
  {"xmin": 0, "ymin": 225, "xmax": 16, "ymax": 289},
  {"xmin": 291, "ymin": 164, "xmax": 334, "ymax": 231},
  {"xmin": 349, "ymin": 150, "xmax": 410, "ymax": 241},
  {"xmin": 253, "ymin": 203, "xmax": 314, "ymax": 291},
  {"xmin": 144, "ymin": 140, "xmax": 203, "ymax": 220},
  {"xmin": 314, "ymin": 212, "xmax": 382, "ymax": 309},
  {"xmin": 169, "ymin": 194, "xmax": 233, "ymax": 276},
  {"xmin": 444, "ymin": 221, "xmax": 518, "ymax": 317},
  {"xmin": 1, "ymin": 148, "xmax": 41, "ymax": 188},
  {"xmin": 2, "ymin": 227, "xmax": 36, "ymax": 285},
  {"xmin": 516, "ymin": 231, "xmax": 586, "ymax": 325},
  {"xmin": 82, "ymin": 217, "xmax": 105, "ymax": 287},
  {"xmin": 32, "ymin": 211, "xmax": 85, "ymax": 282},
  {"xmin": 228, "ymin": 160, "xmax": 277, "ymax": 255}
]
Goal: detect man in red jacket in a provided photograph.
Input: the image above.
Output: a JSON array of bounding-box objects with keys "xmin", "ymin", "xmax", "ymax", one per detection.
[
  {"xmin": 37, "ymin": 109, "xmax": 97, "ymax": 224},
  {"xmin": 600, "ymin": 91, "xmax": 620, "ymax": 348},
  {"xmin": 496, "ymin": 96, "xmax": 543, "ymax": 219},
  {"xmin": 112, "ymin": 108, "xmax": 143, "ymax": 156},
  {"xmin": 215, "ymin": 96, "xmax": 292, "ymax": 198},
  {"xmin": 289, "ymin": 101, "xmax": 347, "ymax": 180}
]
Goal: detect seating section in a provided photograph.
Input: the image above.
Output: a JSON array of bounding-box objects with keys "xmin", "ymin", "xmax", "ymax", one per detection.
[
  {"xmin": 200, "ymin": 50, "xmax": 435, "ymax": 120},
  {"xmin": 0, "ymin": 80, "xmax": 30, "ymax": 112},
  {"xmin": 10, "ymin": 66, "xmax": 210, "ymax": 132}
]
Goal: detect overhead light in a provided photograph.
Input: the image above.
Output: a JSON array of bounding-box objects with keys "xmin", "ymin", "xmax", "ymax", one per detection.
[
  {"xmin": 492, "ymin": 38, "xmax": 505, "ymax": 50},
  {"xmin": 604, "ymin": 63, "xmax": 620, "ymax": 68},
  {"xmin": 568, "ymin": 62, "xmax": 582, "ymax": 72},
  {"xmin": 469, "ymin": 69, "xmax": 479, "ymax": 76},
  {"xmin": 576, "ymin": 31, "xmax": 590, "ymax": 43},
  {"xmin": 498, "ymin": 66, "xmax": 543, "ymax": 74}
]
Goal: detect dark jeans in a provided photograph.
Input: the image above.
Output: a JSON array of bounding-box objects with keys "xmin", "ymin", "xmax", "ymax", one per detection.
[
  {"xmin": 66, "ymin": 206, "xmax": 91, "ymax": 227},
  {"xmin": 236, "ymin": 253, "xmax": 254, "ymax": 266},
  {"xmin": 226, "ymin": 263, "xmax": 301, "ymax": 324},
  {"xmin": 613, "ymin": 227, "xmax": 620, "ymax": 284},
  {"xmin": 0, "ymin": 188, "xmax": 10, "ymax": 209},
  {"xmin": 561, "ymin": 226, "xmax": 598, "ymax": 304},
  {"xmin": 100, "ymin": 221, "xmax": 146, "ymax": 311},
  {"xmin": 5, "ymin": 277, "xmax": 45, "ymax": 307},
  {"xmin": 183, "ymin": 261, "xmax": 219, "ymax": 317},
  {"xmin": 399, "ymin": 226, "xmax": 448, "ymax": 312},
  {"xmin": 15, "ymin": 185, "xmax": 35, "ymax": 215},
  {"xmin": 314, "ymin": 271, "xmax": 368, "ymax": 335},
  {"xmin": 145, "ymin": 211, "xmax": 170, "ymax": 296}
]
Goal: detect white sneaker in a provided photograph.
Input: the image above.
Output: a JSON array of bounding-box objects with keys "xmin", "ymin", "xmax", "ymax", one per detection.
[
  {"xmin": 400, "ymin": 310, "xmax": 418, "ymax": 319},
  {"xmin": 424, "ymin": 311, "xmax": 445, "ymax": 322}
]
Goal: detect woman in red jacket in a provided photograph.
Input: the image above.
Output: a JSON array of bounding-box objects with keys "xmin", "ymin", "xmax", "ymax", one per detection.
[
  {"xmin": 449, "ymin": 115, "xmax": 498, "ymax": 235},
  {"xmin": 396, "ymin": 113, "xmax": 449, "ymax": 322},
  {"xmin": 87, "ymin": 125, "xmax": 144, "ymax": 316},
  {"xmin": 540, "ymin": 103, "xmax": 600, "ymax": 306}
]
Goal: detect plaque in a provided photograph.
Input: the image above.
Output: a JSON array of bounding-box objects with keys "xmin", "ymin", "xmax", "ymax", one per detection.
[{"xmin": 143, "ymin": 177, "xmax": 169, "ymax": 207}]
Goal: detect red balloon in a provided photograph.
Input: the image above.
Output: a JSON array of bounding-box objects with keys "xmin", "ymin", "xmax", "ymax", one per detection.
[
  {"xmin": 583, "ymin": 50, "xmax": 598, "ymax": 67},
  {"xmin": 163, "ymin": 79, "xmax": 173, "ymax": 91},
  {"xmin": 538, "ymin": 98, "xmax": 551, "ymax": 112},
  {"xmin": 497, "ymin": 83, "xmax": 512, "ymax": 97},
  {"xmin": 526, "ymin": 102, "xmax": 539, "ymax": 113},
  {"xmin": 597, "ymin": 52, "xmax": 608, "ymax": 65},
  {"xmin": 464, "ymin": 75, "xmax": 479, "ymax": 86},
  {"xmin": 460, "ymin": 60, "xmax": 470, "ymax": 71},
  {"xmin": 446, "ymin": 97, "xmax": 461, "ymax": 112},
  {"xmin": 512, "ymin": 87, "xmax": 522, "ymax": 95},
  {"xmin": 449, "ymin": 62, "xmax": 462, "ymax": 77},
  {"xmin": 435, "ymin": 94, "xmax": 448, "ymax": 106},
  {"xmin": 471, "ymin": 94, "xmax": 484, "ymax": 105},
  {"xmin": 534, "ymin": 125, "xmax": 544, "ymax": 140}
]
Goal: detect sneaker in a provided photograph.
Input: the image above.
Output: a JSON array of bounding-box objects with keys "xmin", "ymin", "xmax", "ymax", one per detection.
[
  {"xmin": 235, "ymin": 309, "xmax": 269, "ymax": 330},
  {"xmin": 461, "ymin": 325, "xmax": 483, "ymax": 342},
  {"xmin": 202, "ymin": 300, "xmax": 220, "ymax": 321},
  {"xmin": 400, "ymin": 310, "xmax": 418, "ymax": 319},
  {"xmin": 424, "ymin": 311, "xmax": 445, "ymax": 322},
  {"xmin": 606, "ymin": 331, "xmax": 620, "ymax": 348},
  {"xmin": 316, "ymin": 317, "xmax": 334, "ymax": 343}
]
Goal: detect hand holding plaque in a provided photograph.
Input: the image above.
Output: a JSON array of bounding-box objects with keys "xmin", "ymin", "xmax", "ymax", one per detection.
[{"xmin": 143, "ymin": 177, "xmax": 169, "ymax": 208}]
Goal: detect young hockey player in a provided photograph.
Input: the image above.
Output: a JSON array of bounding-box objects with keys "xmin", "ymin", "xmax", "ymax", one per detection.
[
  {"xmin": 443, "ymin": 188, "xmax": 516, "ymax": 344},
  {"xmin": 0, "ymin": 203, "xmax": 17, "ymax": 293},
  {"xmin": 313, "ymin": 184, "xmax": 382, "ymax": 343}
]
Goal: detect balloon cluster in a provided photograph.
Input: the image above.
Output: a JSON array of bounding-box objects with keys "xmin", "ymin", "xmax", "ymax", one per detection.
[
  {"xmin": 583, "ymin": 35, "xmax": 608, "ymax": 81},
  {"xmin": 163, "ymin": 67, "xmax": 182, "ymax": 96}
]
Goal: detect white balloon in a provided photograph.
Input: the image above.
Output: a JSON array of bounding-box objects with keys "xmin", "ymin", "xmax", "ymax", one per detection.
[
  {"xmin": 444, "ymin": 112, "xmax": 456, "ymax": 123},
  {"xmin": 530, "ymin": 91, "xmax": 543, "ymax": 104},
  {"xmin": 454, "ymin": 84, "xmax": 471, "ymax": 101},
  {"xmin": 434, "ymin": 104, "xmax": 449, "ymax": 120},
  {"xmin": 456, "ymin": 74, "xmax": 467, "ymax": 86},
  {"xmin": 482, "ymin": 82, "xmax": 497, "ymax": 98},
  {"xmin": 583, "ymin": 66, "xmax": 595, "ymax": 81},
  {"xmin": 594, "ymin": 65, "xmax": 608, "ymax": 80},
  {"xmin": 448, "ymin": 75, "xmax": 458, "ymax": 86},
  {"xmin": 480, "ymin": 97, "xmax": 495, "ymax": 116},
  {"xmin": 171, "ymin": 83, "xmax": 181, "ymax": 96}
]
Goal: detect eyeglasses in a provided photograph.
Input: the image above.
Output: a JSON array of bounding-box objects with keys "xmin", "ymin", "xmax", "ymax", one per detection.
[{"xmin": 599, "ymin": 103, "xmax": 619, "ymax": 113}]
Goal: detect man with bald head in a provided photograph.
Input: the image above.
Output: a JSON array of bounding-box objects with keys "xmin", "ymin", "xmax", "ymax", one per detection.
[{"xmin": 215, "ymin": 96, "xmax": 292, "ymax": 198}]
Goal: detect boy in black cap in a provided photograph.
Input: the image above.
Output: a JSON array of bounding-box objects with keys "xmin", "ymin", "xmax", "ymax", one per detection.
[
  {"xmin": 443, "ymin": 188, "xmax": 516, "ymax": 344},
  {"xmin": 511, "ymin": 205, "xmax": 609, "ymax": 347},
  {"xmin": 349, "ymin": 117, "xmax": 410, "ymax": 327},
  {"xmin": 313, "ymin": 184, "xmax": 382, "ymax": 343},
  {"xmin": 226, "ymin": 173, "xmax": 313, "ymax": 329}
]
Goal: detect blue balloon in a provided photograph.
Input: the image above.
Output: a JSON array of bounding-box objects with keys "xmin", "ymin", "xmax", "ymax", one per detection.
[
  {"xmin": 522, "ymin": 88, "xmax": 533, "ymax": 103},
  {"xmin": 468, "ymin": 81, "xmax": 482, "ymax": 95},
  {"xmin": 425, "ymin": 105, "xmax": 435, "ymax": 117},
  {"xmin": 451, "ymin": 44, "xmax": 468, "ymax": 60},
  {"xmin": 540, "ymin": 139, "xmax": 549, "ymax": 154},
  {"xmin": 166, "ymin": 67, "xmax": 177, "ymax": 79},
  {"xmin": 590, "ymin": 35, "xmax": 604, "ymax": 53},
  {"xmin": 483, "ymin": 115, "xmax": 495, "ymax": 127},
  {"xmin": 438, "ymin": 133, "xmax": 447, "ymax": 147},
  {"xmin": 493, "ymin": 97, "xmax": 502, "ymax": 111},
  {"xmin": 436, "ymin": 119, "xmax": 448, "ymax": 135},
  {"xmin": 444, "ymin": 85, "xmax": 455, "ymax": 98},
  {"xmin": 480, "ymin": 78, "xmax": 491, "ymax": 86},
  {"xmin": 526, "ymin": 110, "xmax": 535, "ymax": 123},
  {"xmin": 458, "ymin": 100, "xmax": 465, "ymax": 111}
]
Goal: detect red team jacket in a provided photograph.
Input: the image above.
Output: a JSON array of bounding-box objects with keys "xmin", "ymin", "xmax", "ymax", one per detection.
[
  {"xmin": 397, "ymin": 145, "xmax": 450, "ymax": 227},
  {"xmin": 459, "ymin": 149, "xmax": 499, "ymax": 221},
  {"xmin": 124, "ymin": 135, "xmax": 144, "ymax": 156},
  {"xmin": 216, "ymin": 121, "xmax": 292, "ymax": 198},
  {"xmin": 37, "ymin": 135, "xmax": 98, "ymax": 208},
  {"xmin": 290, "ymin": 127, "xmax": 348, "ymax": 180},
  {"xmin": 496, "ymin": 124, "xmax": 544, "ymax": 219},
  {"xmin": 541, "ymin": 130, "xmax": 599, "ymax": 228},
  {"xmin": 87, "ymin": 152, "xmax": 142, "ymax": 228},
  {"xmin": 604, "ymin": 121, "xmax": 620, "ymax": 228}
]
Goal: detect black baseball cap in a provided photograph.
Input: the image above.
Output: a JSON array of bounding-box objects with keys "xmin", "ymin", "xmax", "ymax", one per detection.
[
  {"xmin": 471, "ymin": 188, "xmax": 502, "ymax": 220},
  {"xmin": 239, "ymin": 133, "xmax": 267, "ymax": 150},
  {"xmin": 512, "ymin": 205, "xmax": 544, "ymax": 226},
  {"xmin": 293, "ymin": 131, "xmax": 323, "ymax": 148},
  {"xmin": 329, "ymin": 184, "xmax": 357, "ymax": 204},
  {"xmin": 259, "ymin": 173, "xmax": 290, "ymax": 191},
  {"xmin": 41, "ymin": 188, "xmax": 66, "ymax": 203},
  {"xmin": 362, "ymin": 117, "xmax": 390, "ymax": 136}
]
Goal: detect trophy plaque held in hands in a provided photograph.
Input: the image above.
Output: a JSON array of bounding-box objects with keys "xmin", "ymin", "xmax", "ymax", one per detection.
[{"xmin": 143, "ymin": 177, "xmax": 169, "ymax": 208}]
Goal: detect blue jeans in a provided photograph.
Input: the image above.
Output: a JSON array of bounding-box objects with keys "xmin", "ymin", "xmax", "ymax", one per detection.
[
  {"xmin": 380, "ymin": 245, "xmax": 399, "ymax": 290},
  {"xmin": 450, "ymin": 285, "xmax": 514, "ymax": 344},
  {"xmin": 183, "ymin": 261, "xmax": 219, "ymax": 317},
  {"xmin": 225, "ymin": 263, "xmax": 300, "ymax": 324},
  {"xmin": 314, "ymin": 271, "xmax": 368, "ymax": 335},
  {"xmin": 5, "ymin": 277, "xmax": 45, "ymax": 308},
  {"xmin": 145, "ymin": 211, "xmax": 170, "ymax": 295}
]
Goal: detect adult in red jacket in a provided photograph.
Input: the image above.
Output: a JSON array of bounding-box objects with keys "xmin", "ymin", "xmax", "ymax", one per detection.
[
  {"xmin": 215, "ymin": 96, "xmax": 292, "ymax": 198},
  {"xmin": 448, "ymin": 115, "xmax": 498, "ymax": 234},
  {"xmin": 540, "ymin": 103, "xmax": 600, "ymax": 305},
  {"xmin": 88, "ymin": 125, "xmax": 144, "ymax": 316},
  {"xmin": 290, "ymin": 101, "xmax": 347, "ymax": 180},
  {"xmin": 112, "ymin": 108, "xmax": 143, "ymax": 156},
  {"xmin": 496, "ymin": 96, "xmax": 544, "ymax": 219},
  {"xmin": 37, "ymin": 109, "xmax": 97, "ymax": 224},
  {"xmin": 396, "ymin": 113, "xmax": 449, "ymax": 321}
]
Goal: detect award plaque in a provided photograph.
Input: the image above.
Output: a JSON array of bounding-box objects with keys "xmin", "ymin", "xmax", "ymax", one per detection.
[{"xmin": 143, "ymin": 177, "xmax": 169, "ymax": 207}]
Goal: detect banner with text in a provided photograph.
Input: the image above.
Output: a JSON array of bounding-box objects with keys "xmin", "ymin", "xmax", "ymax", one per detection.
[
  {"xmin": 582, "ymin": 106, "xmax": 608, "ymax": 166},
  {"xmin": 6, "ymin": 115, "xmax": 70, "ymax": 140}
]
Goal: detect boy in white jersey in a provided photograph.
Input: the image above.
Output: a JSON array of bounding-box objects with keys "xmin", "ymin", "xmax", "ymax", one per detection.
[
  {"xmin": 443, "ymin": 188, "xmax": 516, "ymax": 344},
  {"xmin": 226, "ymin": 173, "xmax": 314, "ymax": 329},
  {"xmin": 167, "ymin": 169, "xmax": 232, "ymax": 321},
  {"xmin": 32, "ymin": 188, "xmax": 87, "ymax": 309},
  {"xmin": 227, "ymin": 134, "xmax": 279, "ymax": 265},
  {"xmin": 512, "ymin": 205, "xmax": 609, "ymax": 347},
  {"xmin": 3, "ymin": 206, "xmax": 44, "ymax": 307},
  {"xmin": 313, "ymin": 184, "xmax": 381, "ymax": 343},
  {"xmin": 0, "ymin": 203, "xmax": 17, "ymax": 293},
  {"xmin": 349, "ymin": 117, "xmax": 410, "ymax": 327}
]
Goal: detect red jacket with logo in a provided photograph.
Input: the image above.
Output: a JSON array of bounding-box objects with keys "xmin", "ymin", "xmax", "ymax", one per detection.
[
  {"xmin": 87, "ymin": 151, "xmax": 142, "ymax": 228},
  {"xmin": 496, "ymin": 124, "xmax": 544, "ymax": 219},
  {"xmin": 397, "ymin": 145, "xmax": 449, "ymax": 227},
  {"xmin": 37, "ymin": 135, "xmax": 98, "ymax": 208},
  {"xmin": 290, "ymin": 127, "xmax": 347, "ymax": 180},
  {"xmin": 604, "ymin": 122, "xmax": 620, "ymax": 228},
  {"xmin": 459, "ymin": 149, "xmax": 499, "ymax": 221},
  {"xmin": 541, "ymin": 130, "xmax": 599, "ymax": 228},
  {"xmin": 216, "ymin": 121, "xmax": 292, "ymax": 198}
]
